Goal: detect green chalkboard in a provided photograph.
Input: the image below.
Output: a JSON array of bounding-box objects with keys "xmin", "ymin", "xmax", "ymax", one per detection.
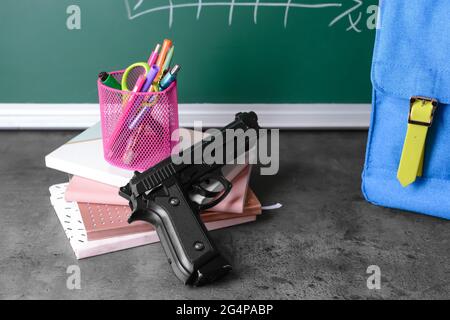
[{"xmin": 0, "ymin": 0, "xmax": 378, "ymax": 103}]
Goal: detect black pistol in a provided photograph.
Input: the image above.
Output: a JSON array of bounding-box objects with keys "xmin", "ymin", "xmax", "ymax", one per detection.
[{"xmin": 119, "ymin": 112, "xmax": 260, "ymax": 286}]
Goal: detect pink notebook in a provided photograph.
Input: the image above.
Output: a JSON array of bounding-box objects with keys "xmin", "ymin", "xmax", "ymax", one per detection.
[
  {"xmin": 66, "ymin": 166, "xmax": 251, "ymax": 213},
  {"xmin": 50, "ymin": 183, "xmax": 258, "ymax": 259},
  {"xmin": 78, "ymin": 189, "xmax": 261, "ymax": 241}
]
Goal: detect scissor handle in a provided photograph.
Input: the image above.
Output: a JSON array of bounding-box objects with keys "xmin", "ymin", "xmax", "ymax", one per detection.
[{"xmin": 121, "ymin": 62, "xmax": 150, "ymax": 91}]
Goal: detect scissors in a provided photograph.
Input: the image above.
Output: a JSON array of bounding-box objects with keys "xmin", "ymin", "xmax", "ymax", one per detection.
[{"xmin": 121, "ymin": 62, "xmax": 150, "ymax": 92}]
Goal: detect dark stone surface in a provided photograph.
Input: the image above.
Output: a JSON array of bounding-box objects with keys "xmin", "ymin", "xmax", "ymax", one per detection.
[{"xmin": 0, "ymin": 130, "xmax": 449, "ymax": 299}]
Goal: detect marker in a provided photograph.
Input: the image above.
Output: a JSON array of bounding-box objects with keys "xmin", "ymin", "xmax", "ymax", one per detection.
[
  {"xmin": 121, "ymin": 74, "xmax": 146, "ymax": 109},
  {"xmin": 159, "ymin": 65, "xmax": 181, "ymax": 91},
  {"xmin": 123, "ymin": 124, "xmax": 144, "ymax": 165},
  {"xmin": 147, "ymin": 43, "xmax": 161, "ymax": 67},
  {"xmin": 98, "ymin": 72, "xmax": 121, "ymax": 90},
  {"xmin": 155, "ymin": 39, "xmax": 172, "ymax": 70},
  {"xmin": 162, "ymin": 46, "xmax": 174, "ymax": 74},
  {"xmin": 142, "ymin": 65, "xmax": 160, "ymax": 92},
  {"xmin": 132, "ymin": 74, "xmax": 147, "ymax": 92},
  {"xmin": 153, "ymin": 39, "xmax": 172, "ymax": 86},
  {"xmin": 129, "ymin": 105, "xmax": 150, "ymax": 130}
]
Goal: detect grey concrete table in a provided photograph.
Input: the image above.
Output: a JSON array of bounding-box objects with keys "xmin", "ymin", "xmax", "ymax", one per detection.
[{"xmin": 0, "ymin": 131, "xmax": 449, "ymax": 300}]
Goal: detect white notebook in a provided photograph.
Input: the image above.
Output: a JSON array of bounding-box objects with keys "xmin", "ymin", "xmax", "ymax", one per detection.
[
  {"xmin": 45, "ymin": 123, "xmax": 247, "ymax": 187},
  {"xmin": 49, "ymin": 183, "xmax": 255, "ymax": 259}
]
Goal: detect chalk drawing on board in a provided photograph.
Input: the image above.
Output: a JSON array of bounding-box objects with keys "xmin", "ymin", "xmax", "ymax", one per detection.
[
  {"xmin": 328, "ymin": 0, "xmax": 363, "ymax": 32},
  {"xmin": 133, "ymin": 0, "xmax": 145, "ymax": 10},
  {"xmin": 125, "ymin": 0, "xmax": 347, "ymax": 27},
  {"xmin": 125, "ymin": 0, "xmax": 349, "ymax": 28}
]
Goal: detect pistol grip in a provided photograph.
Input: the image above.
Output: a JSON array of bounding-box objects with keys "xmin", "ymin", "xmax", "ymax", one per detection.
[{"xmin": 129, "ymin": 179, "xmax": 231, "ymax": 286}]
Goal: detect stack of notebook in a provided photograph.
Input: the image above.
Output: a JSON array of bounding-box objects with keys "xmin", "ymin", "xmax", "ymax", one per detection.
[{"xmin": 45, "ymin": 123, "xmax": 262, "ymax": 259}]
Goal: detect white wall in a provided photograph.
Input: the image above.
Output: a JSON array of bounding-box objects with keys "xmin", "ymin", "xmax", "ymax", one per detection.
[{"xmin": 0, "ymin": 103, "xmax": 371, "ymax": 129}]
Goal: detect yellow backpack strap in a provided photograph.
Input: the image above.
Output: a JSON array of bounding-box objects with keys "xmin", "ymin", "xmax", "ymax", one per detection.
[{"xmin": 397, "ymin": 97, "xmax": 438, "ymax": 187}]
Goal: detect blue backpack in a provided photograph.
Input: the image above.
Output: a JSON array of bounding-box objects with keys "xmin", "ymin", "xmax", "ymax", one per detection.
[{"xmin": 362, "ymin": 0, "xmax": 450, "ymax": 219}]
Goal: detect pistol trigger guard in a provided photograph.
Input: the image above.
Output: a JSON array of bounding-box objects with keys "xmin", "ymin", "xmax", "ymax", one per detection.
[
  {"xmin": 198, "ymin": 175, "xmax": 233, "ymax": 211},
  {"xmin": 127, "ymin": 196, "xmax": 151, "ymax": 224},
  {"xmin": 128, "ymin": 207, "xmax": 153, "ymax": 224},
  {"xmin": 192, "ymin": 184, "xmax": 222, "ymax": 198}
]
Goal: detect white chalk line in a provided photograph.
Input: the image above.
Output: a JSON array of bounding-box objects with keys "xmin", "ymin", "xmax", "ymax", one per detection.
[
  {"xmin": 127, "ymin": 2, "xmax": 343, "ymax": 22},
  {"xmin": 346, "ymin": 11, "xmax": 362, "ymax": 32},
  {"xmin": 169, "ymin": 0, "xmax": 174, "ymax": 27},
  {"xmin": 229, "ymin": 0, "xmax": 236, "ymax": 25},
  {"xmin": 328, "ymin": 0, "xmax": 362, "ymax": 26},
  {"xmin": 133, "ymin": 0, "xmax": 144, "ymax": 11},
  {"xmin": 125, "ymin": 0, "xmax": 132, "ymax": 20},
  {"xmin": 284, "ymin": 0, "xmax": 292, "ymax": 28},
  {"xmin": 253, "ymin": 0, "xmax": 260, "ymax": 24},
  {"xmin": 197, "ymin": 0, "xmax": 202, "ymax": 19}
]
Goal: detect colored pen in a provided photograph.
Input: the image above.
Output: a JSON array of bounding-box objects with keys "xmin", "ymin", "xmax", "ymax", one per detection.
[
  {"xmin": 98, "ymin": 72, "xmax": 121, "ymax": 90},
  {"xmin": 121, "ymin": 74, "xmax": 146, "ymax": 106},
  {"xmin": 162, "ymin": 46, "xmax": 174, "ymax": 74},
  {"xmin": 147, "ymin": 43, "xmax": 161, "ymax": 67},
  {"xmin": 159, "ymin": 65, "xmax": 181, "ymax": 91},
  {"xmin": 123, "ymin": 124, "xmax": 144, "ymax": 165},
  {"xmin": 132, "ymin": 74, "xmax": 147, "ymax": 92},
  {"xmin": 154, "ymin": 39, "xmax": 172, "ymax": 82},
  {"xmin": 156, "ymin": 39, "xmax": 172, "ymax": 69},
  {"xmin": 142, "ymin": 65, "xmax": 160, "ymax": 92},
  {"xmin": 120, "ymin": 74, "xmax": 146, "ymax": 111}
]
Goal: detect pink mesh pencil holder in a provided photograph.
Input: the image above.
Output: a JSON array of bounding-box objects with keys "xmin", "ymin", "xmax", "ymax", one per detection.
[{"xmin": 97, "ymin": 70, "xmax": 179, "ymax": 171}]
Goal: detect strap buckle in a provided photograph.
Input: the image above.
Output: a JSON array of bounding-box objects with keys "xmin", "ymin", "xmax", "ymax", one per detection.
[{"xmin": 408, "ymin": 96, "xmax": 438, "ymax": 127}]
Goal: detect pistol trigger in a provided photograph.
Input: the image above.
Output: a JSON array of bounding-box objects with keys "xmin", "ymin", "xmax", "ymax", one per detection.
[
  {"xmin": 141, "ymin": 184, "xmax": 168, "ymax": 199},
  {"xmin": 149, "ymin": 184, "xmax": 170, "ymax": 198},
  {"xmin": 197, "ymin": 175, "xmax": 233, "ymax": 211}
]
